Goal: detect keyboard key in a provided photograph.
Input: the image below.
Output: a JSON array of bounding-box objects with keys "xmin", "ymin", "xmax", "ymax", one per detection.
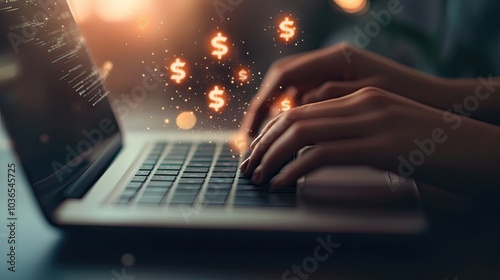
[
  {"xmin": 115, "ymin": 196, "xmax": 133, "ymax": 204},
  {"xmin": 210, "ymin": 172, "xmax": 235, "ymax": 178},
  {"xmin": 235, "ymin": 191, "xmax": 268, "ymax": 198},
  {"xmin": 126, "ymin": 182, "xmax": 143, "ymax": 189},
  {"xmin": 174, "ymin": 189, "xmax": 200, "ymax": 195},
  {"xmin": 122, "ymin": 189, "xmax": 139, "ymax": 197},
  {"xmin": 146, "ymin": 181, "xmax": 173, "ymax": 189},
  {"xmin": 139, "ymin": 164, "xmax": 155, "ymax": 170},
  {"xmin": 236, "ymin": 185, "xmax": 266, "ymax": 191},
  {"xmin": 204, "ymin": 188, "xmax": 230, "ymax": 197},
  {"xmin": 155, "ymin": 170, "xmax": 179, "ymax": 176},
  {"xmin": 131, "ymin": 176, "xmax": 148, "ymax": 183},
  {"xmin": 179, "ymin": 178, "xmax": 204, "ymax": 184},
  {"xmin": 201, "ymin": 194, "xmax": 228, "ymax": 205},
  {"xmin": 217, "ymin": 156, "xmax": 239, "ymax": 162},
  {"xmin": 137, "ymin": 196, "xmax": 164, "ymax": 205},
  {"xmin": 176, "ymin": 184, "xmax": 202, "ymax": 190},
  {"xmin": 213, "ymin": 167, "xmax": 238, "ymax": 173},
  {"xmin": 164, "ymin": 155, "xmax": 187, "ymax": 160},
  {"xmin": 181, "ymin": 173, "xmax": 207, "ymax": 179},
  {"xmin": 215, "ymin": 162, "xmax": 239, "ymax": 167},
  {"xmin": 151, "ymin": 175, "xmax": 176, "ymax": 181},
  {"xmin": 185, "ymin": 167, "xmax": 209, "ymax": 173},
  {"xmin": 190, "ymin": 157, "xmax": 213, "ymax": 162},
  {"xmin": 206, "ymin": 183, "xmax": 232, "ymax": 190},
  {"xmin": 237, "ymin": 178, "xmax": 254, "ymax": 185},
  {"xmin": 135, "ymin": 170, "xmax": 151, "ymax": 176},
  {"xmin": 209, "ymin": 178, "xmax": 233, "ymax": 184},
  {"xmin": 187, "ymin": 162, "xmax": 211, "ymax": 167},
  {"xmin": 143, "ymin": 159, "xmax": 158, "ymax": 165},
  {"xmin": 169, "ymin": 194, "xmax": 197, "ymax": 204},
  {"xmin": 162, "ymin": 160, "xmax": 185, "ymax": 165},
  {"xmin": 142, "ymin": 188, "xmax": 169, "ymax": 197},
  {"xmin": 158, "ymin": 164, "xmax": 182, "ymax": 170}
]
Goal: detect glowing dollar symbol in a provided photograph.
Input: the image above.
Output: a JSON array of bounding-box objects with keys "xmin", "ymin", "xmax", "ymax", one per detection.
[
  {"xmin": 281, "ymin": 98, "xmax": 291, "ymax": 111},
  {"xmin": 208, "ymin": 86, "xmax": 226, "ymax": 112},
  {"xmin": 211, "ymin": 32, "xmax": 229, "ymax": 60},
  {"xmin": 238, "ymin": 69, "xmax": 248, "ymax": 82},
  {"xmin": 279, "ymin": 17, "xmax": 296, "ymax": 42},
  {"xmin": 170, "ymin": 58, "xmax": 186, "ymax": 84}
]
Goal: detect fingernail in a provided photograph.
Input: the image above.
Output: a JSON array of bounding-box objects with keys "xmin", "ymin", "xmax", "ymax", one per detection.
[
  {"xmin": 240, "ymin": 159, "xmax": 249, "ymax": 172},
  {"xmin": 250, "ymin": 135, "xmax": 262, "ymax": 150},
  {"xmin": 252, "ymin": 167, "xmax": 262, "ymax": 184},
  {"xmin": 270, "ymin": 175, "xmax": 285, "ymax": 191}
]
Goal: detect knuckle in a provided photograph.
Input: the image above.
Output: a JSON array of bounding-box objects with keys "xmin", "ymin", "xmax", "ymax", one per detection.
[
  {"xmin": 310, "ymin": 146, "xmax": 329, "ymax": 165},
  {"xmin": 288, "ymin": 121, "xmax": 307, "ymax": 137},
  {"xmin": 338, "ymin": 42, "xmax": 356, "ymax": 54},
  {"xmin": 357, "ymin": 87, "xmax": 391, "ymax": 105},
  {"xmin": 281, "ymin": 109, "xmax": 299, "ymax": 123},
  {"xmin": 318, "ymin": 82, "xmax": 336, "ymax": 94},
  {"xmin": 270, "ymin": 57, "xmax": 292, "ymax": 76}
]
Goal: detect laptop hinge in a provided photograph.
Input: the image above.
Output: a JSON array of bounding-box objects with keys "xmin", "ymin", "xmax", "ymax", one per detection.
[{"xmin": 63, "ymin": 135, "xmax": 122, "ymax": 198}]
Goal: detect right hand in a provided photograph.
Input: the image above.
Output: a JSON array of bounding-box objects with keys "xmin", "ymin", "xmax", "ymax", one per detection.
[{"xmin": 240, "ymin": 43, "xmax": 445, "ymax": 138}]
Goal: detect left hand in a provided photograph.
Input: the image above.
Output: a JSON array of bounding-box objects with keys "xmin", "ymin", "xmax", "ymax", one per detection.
[{"xmin": 239, "ymin": 87, "xmax": 500, "ymax": 192}]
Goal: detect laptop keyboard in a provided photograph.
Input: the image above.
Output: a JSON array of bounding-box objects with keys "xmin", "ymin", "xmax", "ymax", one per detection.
[{"xmin": 113, "ymin": 141, "xmax": 296, "ymax": 208}]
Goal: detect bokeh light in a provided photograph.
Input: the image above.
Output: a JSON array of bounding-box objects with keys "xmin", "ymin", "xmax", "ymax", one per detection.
[
  {"xmin": 176, "ymin": 111, "xmax": 197, "ymax": 130},
  {"xmin": 333, "ymin": 0, "xmax": 368, "ymax": 14}
]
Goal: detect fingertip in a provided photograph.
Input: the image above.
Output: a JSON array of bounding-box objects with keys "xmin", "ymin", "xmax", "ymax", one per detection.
[
  {"xmin": 239, "ymin": 158, "xmax": 249, "ymax": 173},
  {"xmin": 270, "ymin": 175, "xmax": 286, "ymax": 191}
]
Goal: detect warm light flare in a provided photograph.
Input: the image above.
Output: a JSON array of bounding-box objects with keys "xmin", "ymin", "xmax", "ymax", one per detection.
[
  {"xmin": 278, "ymin": 17, "xmax": 296, "ymax": 42},
  {"xmin": 333, "ymin": 0, "xmax": 368, "ymax": 14},
  {"xmin": 169, "ymin": 58, "xmax": 187, "ymax": 84},
  {"xmin": 208, "ymin": 86, "xmax": 226, "ymax": 112},
  {"xmin": 231, "ymin": 134, "xmax": 249, "ymax": 153},
  {"xmin": 176, "ymin": 112, "xmax": 197, "ymax": 130}
]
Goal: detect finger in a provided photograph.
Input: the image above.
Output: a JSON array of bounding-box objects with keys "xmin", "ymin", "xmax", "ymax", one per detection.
[
  {"xmin": 243, "ymin": 98, "xmax": 361, "ymax": 177},
  {"xmin": 243, "ymin": 44, "xmax": 356, "ymax": 137},
  {"xmin": 301, "ymin": 78, "xmax": 377, "ymax": 104},
  {"xmin": 251, "ymin": 115, "xmax": 379, "ymax": 184},
  {"xmin": 270, "ymin": 139, "xmax": 381, "ymax": 189},
  {"xmin": 248, "ymin": 87, "xmax": 375, "ymax": 154}
]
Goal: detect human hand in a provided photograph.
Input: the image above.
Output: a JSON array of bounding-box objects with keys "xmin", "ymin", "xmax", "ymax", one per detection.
[
  {"xmin": 240, "ymin": 87, "xmax": 500, "ymax": 195},
  {"xmin": 240, "ymin": 43, "xmax": 444, "ymax": 138}
]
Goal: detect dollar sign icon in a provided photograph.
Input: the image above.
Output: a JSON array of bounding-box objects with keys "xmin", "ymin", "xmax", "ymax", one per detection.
[
  {"xmin": 170, "ymin": 58, "xmax": 187, "ymax": 84},
  {"xmin": 239, "ymin": 69, "xmax": 248, "ymax": 82},
  {"xmin": 279, "ymin": 17, "xmax": 296, "ymax": 42},
  {"xmin": 281, "ymin": 98, "xmax": 291, "ymax": 112},
  {"xmin": 211, "ymin": 32, "xmax": 229, "ymax": 60},
  {"xmin": 208, "ymin": 86, "xmax": 226, "ymax": 112}
]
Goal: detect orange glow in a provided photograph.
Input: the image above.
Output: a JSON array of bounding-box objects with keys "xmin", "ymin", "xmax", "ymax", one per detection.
[
  {"xmin": 176, "ymin": 112, "xmax": 197, "ymax": 130},
  {"xmin": 279, "ymin": 17, "xmax": 296, "ymax": 42},
  {"xmin": 136, "ymin": 15, "xmax": 149, "ymax": 30},
  {"xmin": 208, "ymin": 86, "xmax": 226, "ymax": 112},
  {"xmin": 67, "ymin": 0, "xmax": 92, "ymax": 23},
  {"xmin": 280, "ymin": 98, "xmax": 293, "ymax": 112},
  {"xmin": 333, "ymin": 0, "xmax": 368, "ymax": 13},
  {"xmin": 99, "ymin": 60, "xmax": 113, "ymax": 80},
  {"xmin": 96, "ymin": 0, "xmax": 150, "ymax": 22},
  {"xmin": 211, "ymin": 32, "xmax": 229, "ymax": 60},
  {"xmin": 236, "ymin": 67, "xmax": 250, "ymax": 83},
  {"xmin": 68, "ymin": 0, "xmax": 153, "ymax": 22},
  {"xmin": 231, "ymin": 133, "xmax": 249, "ymax": 153},
  {"xmin": 169, "ymin": 58, "xmax": 187, "ymax": 84}
]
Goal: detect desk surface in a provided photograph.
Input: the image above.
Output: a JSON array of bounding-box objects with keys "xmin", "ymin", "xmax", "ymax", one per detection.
[{"xmin": 1, "ymin": 110, "xmax": 500, "ymax": 280}]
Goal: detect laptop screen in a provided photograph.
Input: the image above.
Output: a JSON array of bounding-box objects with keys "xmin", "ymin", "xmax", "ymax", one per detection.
[{"xmin": 0, "ymin": 1, "xmax": 121, "ymax": 200}]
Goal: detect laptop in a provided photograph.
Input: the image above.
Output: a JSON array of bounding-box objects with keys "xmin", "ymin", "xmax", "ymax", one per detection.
[{"xmin": 0, "ymin": 0, "xmax": 427, "ymax": 235}]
